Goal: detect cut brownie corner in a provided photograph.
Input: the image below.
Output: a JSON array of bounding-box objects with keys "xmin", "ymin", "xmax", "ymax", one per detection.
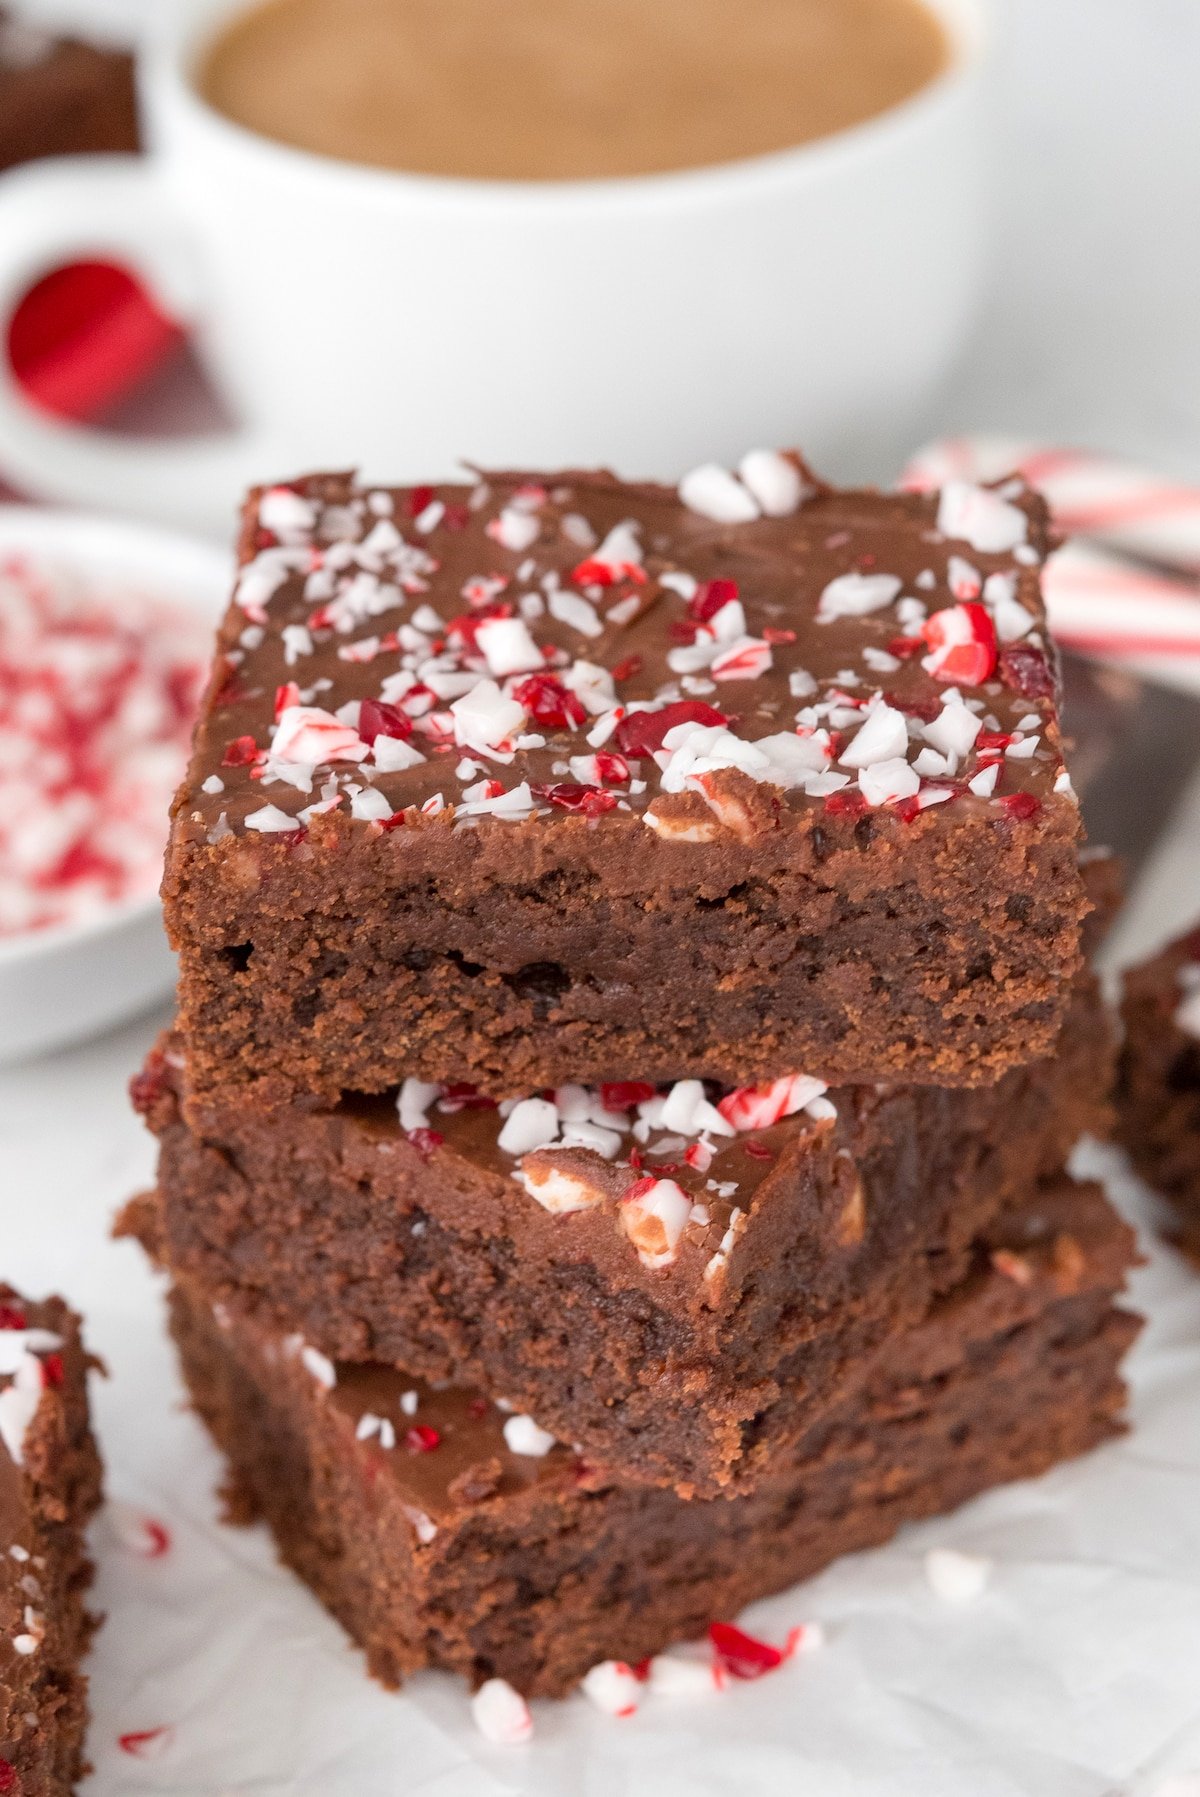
[
  {"xmin": 129, "ymin": 1177, "xmax": 1136, "ymax": 1700},
  {"xmin": 1117, "ymin": 922, "xmax": 1200, "ymax": 1237},
  {"xmin": 166, "ymin": 456, "xmax": 1087, "ymax": 1107},
  {"xmin": 1, "ymin": 1284, "xmax": 102, "ymax": 1795}
]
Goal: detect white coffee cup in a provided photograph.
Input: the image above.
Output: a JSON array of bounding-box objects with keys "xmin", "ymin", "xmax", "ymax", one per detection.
[{"xmin": 0, "ymin": 0, "xmax": 989, "ymax": 536}]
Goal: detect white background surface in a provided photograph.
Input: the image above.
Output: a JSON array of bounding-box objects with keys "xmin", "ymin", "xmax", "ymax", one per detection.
[{"xmin": 3, "ymin": 1, "xmax": 1200, "ymax": 1791}]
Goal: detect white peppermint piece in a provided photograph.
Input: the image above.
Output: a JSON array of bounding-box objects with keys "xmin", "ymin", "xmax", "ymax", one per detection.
[
  {"xmin": 489, "ymin": 506, "xmax": 540, "ymax": 553},
  {"xmin": 913, "ymin": 747, "xmax": 952, "ymax": 779},
  {"xmin": 621, "ymin": 1178, "xmax": 693, "ymax": 1269},
  {"xmin": 925, "ymin": 1546, "xmax": 992, "ymax": 1604},
  {"xmin": 753, "ymin": 731, "xmax": 832, "ymax": 787},
  {"xmin": 968, "ymin": 763, "xmax": 1001, "ymax": 798},
  {"xmin": 839, "ymin": 702, "xmax": 909, "ymax": 769},
  {"xmin": 350, "ymin": 786, "xmax": 394, "ymax": 822},
  {"xmin": 475, "ymin": 616, "xmax": 543, "ymax": 677},
  {"xmin": 258, "ymin": 485, "xmax": 316, "ymax": 537},
  {"xmin": 281, "ymin": 623, "xmax": 314, "ymax": 665},
  {"xmin": 502, "ymin": 1414, "xmax": 557, "ymax": 1457},
  {"xmin": 648, "ymin": 1654, "xmax": 724, "ymax": 1697},
  {"xmin": 300, "ymin": 1344, "xmax": 336, "ymax": 1389},
  {"xmin": 451, "ymin": 680, "xmax": 526, "ymax": 756},
  {"xmin": 548, "ymin": 588, "xmax": 603, "ymax": 638},
  {"xmin": 581, "ymin": 1660, "xmax": 644, "ymax": 1717},
  {"xmin": 243, "ymin": 804, "xmax": 300, "ymax": 833},
  {"xmin": 678, "ymin": 463, "xmax": 761, "ymax": 523},
  {"xmin": 659, "ymin": 1079, "xmax": 736, "ymax": 1139},
  {"xmin": 372, "ymin": 735, "xmax": 426, "ymax": 773},
  {"xmin": 518, "ymin": 1164, "xmax": 607, "ymax": 1214},
  {"xmin": 738, "ymin": 448, "xmax": 807, "ymax": 516},
  {"xmin": 0, "ymin": 1360, "xmax": 42, "ymax": 1467},
  {"xmin": 937, "ymin": 481, "xmax": 1028, "ymax": 553},
  {"xmin": 0, "ymin": 1330, "xmax": 61, "ymax": 1377},
  {"xmin": 656, "ymin": 723, "xmax": 767, "ymax": 793},
  {"xmin": 858, "ymin": 757, "xmax": 920, "ymax": 807},
  {"xmin": 561, "ymin": 659, "xmax": 616, "ymax": 715},
  {"xmin": 471, "ymin": 1678, "xmax": 533, "ymax": 1745},
  {"xmin": 591, "ymin": 519, "xmax": 643, "ymax": 571},
  {"xmin": 497, "ymin": 1097, "xmax": 560, "ymax": 1156},
  {"xmin": 923, "ymin": 699, "xmax": 983, "ymax": 761},
  {"xmin": 1175, "ymin": 988, "xmax": 1200, "ymax": 1039},
  {"xmin": 397, "ymin": 1078, "xmax": 440, "ymax": 1132},
  {"xmin": 816, "ymin": 572, "xmax": 902, "ymax": 623}
]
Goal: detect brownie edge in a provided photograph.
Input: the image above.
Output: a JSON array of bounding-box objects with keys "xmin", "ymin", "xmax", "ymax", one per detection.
[
  {"xmin": 1, "ymin": 1286, "xmax": 101, "ymax": 1796},
  {"xmin": 144, "ymin": 1178, "xmax": 1135, "ymax": 1699},
  {"xmin": 1117, "ymin": 924, "xmax": 1200, "ymax": 1239}
]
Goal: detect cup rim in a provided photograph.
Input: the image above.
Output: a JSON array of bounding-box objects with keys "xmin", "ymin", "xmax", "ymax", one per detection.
[{"xmin": 152, "ymin": 0, "xmax": 988, "ymax": 211}]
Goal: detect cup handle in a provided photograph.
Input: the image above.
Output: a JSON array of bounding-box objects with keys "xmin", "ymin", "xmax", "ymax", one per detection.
[{"xmin": 0, "ymin": 154, "xmax": 272, "ymax": 535}]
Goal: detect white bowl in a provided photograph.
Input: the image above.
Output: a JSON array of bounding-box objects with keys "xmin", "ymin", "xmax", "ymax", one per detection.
[{"xmin": 0, "ymin": 506, "xmax": 228, "ymax": 1064}]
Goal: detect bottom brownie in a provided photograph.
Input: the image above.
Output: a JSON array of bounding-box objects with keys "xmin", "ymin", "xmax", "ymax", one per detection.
[
  {"xmin": 1118, "ymin": 925, "xmax": 1200, "ymax": 1241},
  {"xmin": 137, "ymin": 1179, "xmax": 1137, "ymax": 1701},
  {"xmin": 1, "ymin": 1287, "xmax": 101, "ymax": 1797}
]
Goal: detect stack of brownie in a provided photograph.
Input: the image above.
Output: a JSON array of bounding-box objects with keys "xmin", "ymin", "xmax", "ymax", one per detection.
[{"xmin": 128, "ymin": 453, "xmax": 1140, "ymax": 1704}]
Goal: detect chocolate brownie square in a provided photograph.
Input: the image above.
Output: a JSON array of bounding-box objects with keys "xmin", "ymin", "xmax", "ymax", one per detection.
[
  {"xmin": 164, "ymin": 459, "xmax": 1086, "ymax": 1110},
  {"xmin": 1117, "ymin": 924, "xmax": 1200, "ymax": 1239},
  {"xmin": 0, "ymin": 1287, "xmax": 101, "ymax": 1796},
  {"xmin": 0, "ymin": 13, "xmax": 137, "ymax": 171},
  {"xmin": 133, "ymin": 956, "xmax": 1114, "ymax": 1496},
  {"xmin": 135, "ymin": 1178, "xmax": 1136, "ymax": 1699}
]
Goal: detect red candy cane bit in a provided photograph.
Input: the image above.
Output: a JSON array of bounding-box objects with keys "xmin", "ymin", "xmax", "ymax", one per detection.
[
  {"xmin": 762, "ymin": 625, "xmax": 797, "ymax": 645},
  {"xmin": 687, "ymin": 577, "xmax": 739, "ymax": 623},
  {"xmin": 0, "ymin": 1761, "xmax": 18, "ymax": 1794},
  {"xmin": 274, "ymin": 680, "xmax": 300, "ymax": 718},
  {"xmin": 823, "ymin": 788, "xmax": 867, "ymax": 818},
  {"xmin": 211, "ymin": 665, "xmax": 246, "ymax": 709},
  {"xmin": 631, "ymin": 1658, "xmax": 653, "ymax": 1682},
  {"xmin": 511, "ymin": 673, "xmax": 586, "ymax": 731},
  {"xmin": 221, "ymin": 734, "xmax": 261, "ymax": 768},
  {"xmin": 572, "ymin": 556, "xmax": 645, "ymax": 588},
  {"xmin": 998, "ymin": 643, "xmax": 1056, "ymax": 700},
  {"xmin": 40, "ymin": 1353, "xmax": 65, "ymax": 1389},
  {"xmin": 742, "ymin": 1141, "xmax": 775, "ymax": 1162},
  {"xmin": 614, "ymin": 700, "xmax": 728, "ymax": 759},
  {"xmin": 894, "ymin": 795, "xmax": 923, "ymax": 824},
  {"xmin": 976, "ymin": 730, "xmax": 1014, "ymax": 752},
  {"xmin": 118, "ymin": 1727, "xmax": 173, "ymax": 1760},
  {"xmin": 610, "ymin": 654, "xmax": 643, "ymax": 683},
  {"xmin": 882, "ymin": 689, "xmax": 941, "ymax": 723},
  {"xmin": 378, "ymin": 811, "xmax": 408, "ymax": 832},
  {"xmin": 0, "ymin": 1306, "xmax": 28, "ymax": 1331},
  {"xmin": 999, "ymin": 791, "xmax": 1041, "ymax": 820},
  {"xmin": 405, "ymin": 1425, "xmax": 441, "ymax": 1453},
  {"xmin": 887, "ymin": 634, "xmax": 925, "ymax": 660},
  {"xmin": 708, "ymin": 1621, "xmax": 792, "ymax": 1680},
  {"xmin": 621, "ymin": 1175, "xmax": 660, "ymax": 1204},
  {"xmin": 592, "ymin": 751, "xmax": 630, "ymax": 786},
  {"xmin": 600, "ymin": 1081, "xmax": 657, "ymax": 1111},
  {"xmin": 534, "ymin": 783, "xmax": 619, "ymax": 816},
  {"xmin": 358, "ymin": 698, "xmax": 414, "ymax": 744},
  {"xmin": 921, "ymin": 602, "xmax": 998, "ymax": 685},
  {"xmin": 408, "ymin": 484, "xmax": 435, "ymax": 517},
  {"xmin": 407, "ymin": 1127, "xmax": 444, "ymax": 1158}
]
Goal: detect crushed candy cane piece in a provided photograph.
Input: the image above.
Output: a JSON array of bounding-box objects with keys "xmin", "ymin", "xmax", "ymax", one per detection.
[
  {"xmin": 924, "ymin": 1547, "xmax": 993, "ymax": 1603},
  {"xmin": 471, "ymin": 1678, "xmax": 533, "ymax": 1744}
]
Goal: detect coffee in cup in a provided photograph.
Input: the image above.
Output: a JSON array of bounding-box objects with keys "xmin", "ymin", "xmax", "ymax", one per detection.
[{"xmin": 199, "ymin": 0, "xmax": 948, "ymax": 182}]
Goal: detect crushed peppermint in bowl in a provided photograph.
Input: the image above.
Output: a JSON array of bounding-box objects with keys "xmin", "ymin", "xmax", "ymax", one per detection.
[{"xmin": 0, "ymin": 507, "xmax": 227, "ymax": 1061}]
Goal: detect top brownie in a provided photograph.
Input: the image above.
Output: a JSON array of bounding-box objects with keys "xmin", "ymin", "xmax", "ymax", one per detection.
[{"xmin": 165, "ymin": 455, "xmax": 1086, "ymax": 1107}]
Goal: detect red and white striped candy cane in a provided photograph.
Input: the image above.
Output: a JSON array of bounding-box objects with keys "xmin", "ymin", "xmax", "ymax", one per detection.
[
  {"xmin": 905, "ymin": 435, "xmax": 1200, "ymax": 576},
  {"xmin": 904, "ymin": 436, "xmax": 1200, "ymax": 692}
]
